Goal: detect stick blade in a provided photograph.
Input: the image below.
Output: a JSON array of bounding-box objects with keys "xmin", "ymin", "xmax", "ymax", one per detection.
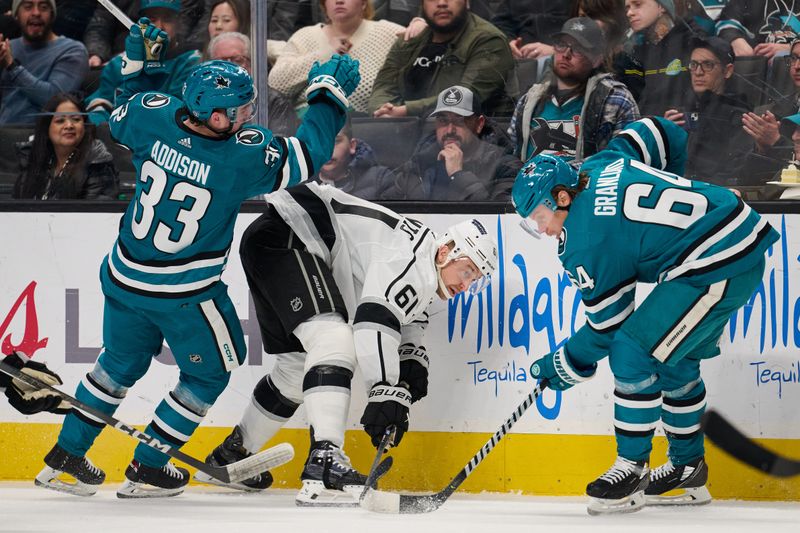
[
  {"xmin": 225, "ymin": 442, "xmax": 294, "ymax": 484},
  {"xmin": 399, "ymin": 494, "xmax": 446, "ymax": 514},
  {"xmin": 703, "ymin": 411, "xmax": 781, "ymax": 475}
]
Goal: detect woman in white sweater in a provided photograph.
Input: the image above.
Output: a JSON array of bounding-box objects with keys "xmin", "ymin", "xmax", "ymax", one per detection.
[{"xmin": 269, "ymin": 0, "xmax": 410, "ymax": 114}]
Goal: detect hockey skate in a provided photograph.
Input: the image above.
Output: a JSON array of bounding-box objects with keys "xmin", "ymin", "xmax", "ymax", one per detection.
[
  {"xmin": 296, "ymin": 440, "xmax": 368, "ymax": 507},
  {"xmin": 645, "ymin": 456, "xmax": 711, "ymax": 506},
  {"xmin": 35, "ymin": 444, "xmax": 106, "ymax": 497},
  {"xmin": 586, "ymin": 456, "xmax": 649, "ymax": 515},
  {"xmin": 117, "ymin": 459, "xmax": 189, "ymax": 498},
  {"xmin": 193, "ymin": 426, "xmax": 273, "ymax": 492}
]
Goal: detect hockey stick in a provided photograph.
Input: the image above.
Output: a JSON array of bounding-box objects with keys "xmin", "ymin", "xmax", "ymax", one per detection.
[
  {"xmin": 361, "ymin": 380, "xmax": 547, "ymax": 514},
  {"xmin": 361, "ymin": 426, "xmax": 396, "ymax": 501},
  {"xmin": 702, "ymin": 410, "xmax": 800, "ymax": 478},
  {"xmin": 0, "ymin": 361, "xmax": 294, "ymax": 484},
  {"xmin": 96, "ymin": 0, "xmax": 135, "ymax": 28}
]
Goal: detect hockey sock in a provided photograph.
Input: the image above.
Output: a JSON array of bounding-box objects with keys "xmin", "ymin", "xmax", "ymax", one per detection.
[
  {"xmin": 57, "ymin": 367, "xmax": 126, "ymax": 457},
  {"xmin": 133, "ymin": 384, "xmax": 209, "ymax": 467},
  {"xmin": 614, "ymin": 387, "xmax": 662, "ymax": 461},
  {"xmin": 303, "ymin": 364, "xmax": 352, "ymax": 448},
  {"xmin": 239, "ymin": 375, "xmax": 299, "ymax": 453},
  {"xmin": 662, "ymin": 379, "xmax": 707, "ymax": 465}
]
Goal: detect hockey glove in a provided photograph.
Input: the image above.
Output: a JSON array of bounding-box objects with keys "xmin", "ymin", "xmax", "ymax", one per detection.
[
  {"xmin": 305, "ymin": 54, "xmax": 361, "ymax": 114},
  {"xmin": 121, "ymin": 17, "xmax": 169, "ymax": 79},
  {"xmin": 360, "ymin": 383, "xmax": 412, "ymax": 448},
  {"xmin": 529, "ymin": 346, "xmax": 596, "ymax": 391},
  {"xmin": 2, "ymin": 353, "xmax": 70, "ymax": 415},
  {"xmin": 398, "ymin": 343, "xmax": 429, "ymax": 403}
]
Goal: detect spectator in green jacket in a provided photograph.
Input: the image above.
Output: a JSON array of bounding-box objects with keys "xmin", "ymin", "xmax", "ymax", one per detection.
[{"xmin": 369, "ymin": 0, "xmax": 515, "ymax": 118}]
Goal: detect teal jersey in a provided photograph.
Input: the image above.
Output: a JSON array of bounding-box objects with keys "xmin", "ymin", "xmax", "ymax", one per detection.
[
  {"xmin": 86, "ymin": 49, "xmax": 200, "ymax": 124},
  {"xmin": 529, "ymin": 94, "xmax": 584, "ymax": 160},
  {"xmin": 100, "ymin": 91, "xmax": 342, "ymax": 309},
  {"xmin": 561, "ymin": 151, "xmax": 780, "ymax": 365}
]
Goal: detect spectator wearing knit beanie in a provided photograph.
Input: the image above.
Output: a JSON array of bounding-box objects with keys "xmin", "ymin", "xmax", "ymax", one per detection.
[{"xmin": 0, "ymin": 0, "xmax": 88, "ymax": 125}]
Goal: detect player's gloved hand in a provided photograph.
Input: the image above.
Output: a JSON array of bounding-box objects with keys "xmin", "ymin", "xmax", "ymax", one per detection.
[
  {"xmin": 2, "ymin": 353, "xmax": 70, "ymax": 415},
  {"xmin": 122, "ymin": 17, "xmax": 168, "ymax": 79},
  {"xmin": 305, "ymin": 54, "xmax": 361, "ymax": 113},
  {"xmin": 529, "ymin": 346, "xmax": 596, "ymax": 391},
  {"xmin": 360, "ymin": 383, "xmax": 412, "ymax": 448},
  {"xmin": 398, "ymin": 343, "xmax": 429, "ymax": 403}
]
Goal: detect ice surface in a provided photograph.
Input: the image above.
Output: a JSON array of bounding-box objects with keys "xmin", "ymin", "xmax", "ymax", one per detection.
[{"xmin": 1, "ymin": 483, "xmax": 798, "ymax": 533}]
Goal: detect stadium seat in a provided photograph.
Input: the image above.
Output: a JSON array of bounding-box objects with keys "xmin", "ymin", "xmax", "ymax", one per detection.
[
  {"xmin": 0, "ymin": 126, "xmax": 33, "ymax": 198},
  {"xmin": 351, "ymin": 117, "xmax": 420, "ymax": 170}
]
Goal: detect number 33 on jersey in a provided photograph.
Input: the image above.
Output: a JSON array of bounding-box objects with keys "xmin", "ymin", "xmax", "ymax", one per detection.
[{"xmin": 101, "ymin": 92, "xmax": 317, "ymax": 309}]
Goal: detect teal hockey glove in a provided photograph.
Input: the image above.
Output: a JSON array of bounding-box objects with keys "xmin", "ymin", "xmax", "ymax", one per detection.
[
  {"xmin": 529, "ymin": 346, "xmax": 596, "ymax": 391},
  {"xmin": 305, "ymin": 54, "xmax": 361, "ymax": 113},
  {"xmin": 121, "ymin": 17, "xmax": 169, "ymax": 79}
]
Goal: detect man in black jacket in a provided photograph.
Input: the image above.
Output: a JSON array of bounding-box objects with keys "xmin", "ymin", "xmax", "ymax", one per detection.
[
  {"xmin": 663, "ymin": 36, "xmax": 752, "ymax": 185},
  {"xmin": 384, "ymin": 85, "xmax": 521, "ymax": 200}
]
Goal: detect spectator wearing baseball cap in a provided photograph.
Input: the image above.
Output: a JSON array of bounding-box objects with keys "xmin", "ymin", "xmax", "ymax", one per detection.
[
  {"xmin": 83, "ymin": 0, "xmax": 202, "ymax": 68},
  {"xmin": 627, "ymin": 0, "xmax": 705, "ymax": 116},
  {"xmin": 662, "ymin": 36, "xmax": 752, "ymax": 186},
  {"xmin": 85, "ymin": 0, "xmax": 202, "ymax": 124},
  {"xmin": 507, "ymin": 16, "xmax": 639, "ymax": 162},
  {"xmin": 383, "ymin": 85, "xmax": 522, "ymax": 201},
  {"xmin": 0, "ymin": 0, "xmax": 88, "ymax": 125}
]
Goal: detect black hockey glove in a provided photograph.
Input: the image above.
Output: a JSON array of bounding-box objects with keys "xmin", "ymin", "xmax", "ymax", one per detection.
[
  {"xmin": 360, "ymin": 383, "xmax": 412, "ymax": 448},
  {"xmin": 2, "ymin": 353, "xmax": 70, "ymax": 415},
  {"xmin": 398, "ymin": 343, "xmax": 429, "ymax": 403}
]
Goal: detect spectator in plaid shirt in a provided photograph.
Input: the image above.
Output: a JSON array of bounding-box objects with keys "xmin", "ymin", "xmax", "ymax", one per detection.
[{"xmin": 508, "ymin": 17, "xmax": 639, "ymax": 162}]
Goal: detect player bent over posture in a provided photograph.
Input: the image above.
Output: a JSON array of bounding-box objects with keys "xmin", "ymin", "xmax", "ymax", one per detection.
[
  {"xmin": 35, "ymin": 18, "xmax": 360, "ymax": 498},
  {"xmin": 200, "ymin": 183, "xmax": 498, "ymax": 505},
  {"xmin": 511, "ymin": 117, "xmax": 779, "ymax": 515}
]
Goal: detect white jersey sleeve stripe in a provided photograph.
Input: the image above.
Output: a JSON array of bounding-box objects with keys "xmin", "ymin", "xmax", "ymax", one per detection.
[
  {"xmin": 583, "ymin": 279, "xmax": 637, "ymax": 313},
  {"xmin": 286, "ymin": 136, "xmax": 311, "ymax": 182},
  {"xmin": 586, "ymin": 300, "xmax": 635, "ymax": 331}
]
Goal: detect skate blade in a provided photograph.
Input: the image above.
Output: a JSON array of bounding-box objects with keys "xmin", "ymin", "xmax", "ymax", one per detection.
[
  {"xmin": 295, "ymin": 480, "xmax": 363, "ymax": 507},
  {"xmin": 116, "ymin": 479, "xmax": 185, "ymax": 499},
  {"xmin": 193, "ymin": 471, "xmax": 264, "ymax": 492},
  {"xmin": 587, "ymin": 491, "xmax": 646, "ymax": 515},
  {"xmin": 646, "ymin": 485, "xmax": 712, "ymax": 506},
  {"xmin": 34, "ymin": 466, "xmax": 99, "ymax": 497}
]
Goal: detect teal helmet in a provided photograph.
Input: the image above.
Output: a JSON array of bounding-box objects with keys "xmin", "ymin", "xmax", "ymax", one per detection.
[
  {"xmin": 182, "ymin": 60, "xmax": 255, "ymax": 122},
  {"xmin": 512, "ymin": 154, "xmax": 580, "ymax": 218},
  {"xmin": 606, "ymin": 116, "xmax": 687, "ymax": 175}
]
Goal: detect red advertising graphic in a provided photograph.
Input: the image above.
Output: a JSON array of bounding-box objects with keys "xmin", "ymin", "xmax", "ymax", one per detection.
[{"xmin": 1, "ymin": 281, "xmax": 48, "ymax": 359}]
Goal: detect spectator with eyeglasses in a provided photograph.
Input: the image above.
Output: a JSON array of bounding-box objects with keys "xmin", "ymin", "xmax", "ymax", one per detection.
[
  {"xmin": 662, "ymin": 37, "xmax": 752, "ymax": 186},
  {"xmin": 507, "ymin": 16, "xmax": 639, "ymax": 162},
  {"xmin": 205, "ymin": 31, "xmax": 299, "ymax": 137},
  {"xmin": 383, "ymin": 85, "xmax": 521, "ymax": 200},
  {"xmin": 740, "ymin": 39, "xmax": 800, "ymax": 160}
]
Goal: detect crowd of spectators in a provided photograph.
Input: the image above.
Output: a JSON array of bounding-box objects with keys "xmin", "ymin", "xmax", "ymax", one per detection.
[{"xmin": 3, "ymin": 0, "xmax": 800, "ymax": 201}]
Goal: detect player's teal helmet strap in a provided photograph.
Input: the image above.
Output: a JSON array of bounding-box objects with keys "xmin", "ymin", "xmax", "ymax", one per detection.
[
  {"xmin": 183, "ymin": 60, "xmax": 255, "ymax": 122},
  {"xmin": 512, "ymin": 154, "xmax": 580, "ymax": 218},
  {"xmin": 606, "ymin": 116, "xmax": 688, "ymax": 176}
]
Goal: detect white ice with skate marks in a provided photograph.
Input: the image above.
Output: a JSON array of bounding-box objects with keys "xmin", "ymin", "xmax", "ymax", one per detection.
[{"xmin": 1, "ymin": 484, "xmax": 798, "ymax": 533}]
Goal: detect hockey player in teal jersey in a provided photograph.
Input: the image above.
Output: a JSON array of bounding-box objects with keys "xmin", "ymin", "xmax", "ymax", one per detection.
[
  {"xmin": 35, "ymin": 17, "xmax": 360, "ymax": 498},
  {"xmin": 511, "ymin": 117, "xmax": 779, "ymax": 515}
]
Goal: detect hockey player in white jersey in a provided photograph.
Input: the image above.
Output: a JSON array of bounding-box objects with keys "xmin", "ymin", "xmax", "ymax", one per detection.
[{"xmin": 198, "ymin": 183, "xmax": 498, "ymax": 505}]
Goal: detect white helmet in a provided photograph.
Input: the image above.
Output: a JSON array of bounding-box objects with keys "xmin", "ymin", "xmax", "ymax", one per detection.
[{"xmin": 435, "ymin": 219, "xmax": 499, "ymax": 296}]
